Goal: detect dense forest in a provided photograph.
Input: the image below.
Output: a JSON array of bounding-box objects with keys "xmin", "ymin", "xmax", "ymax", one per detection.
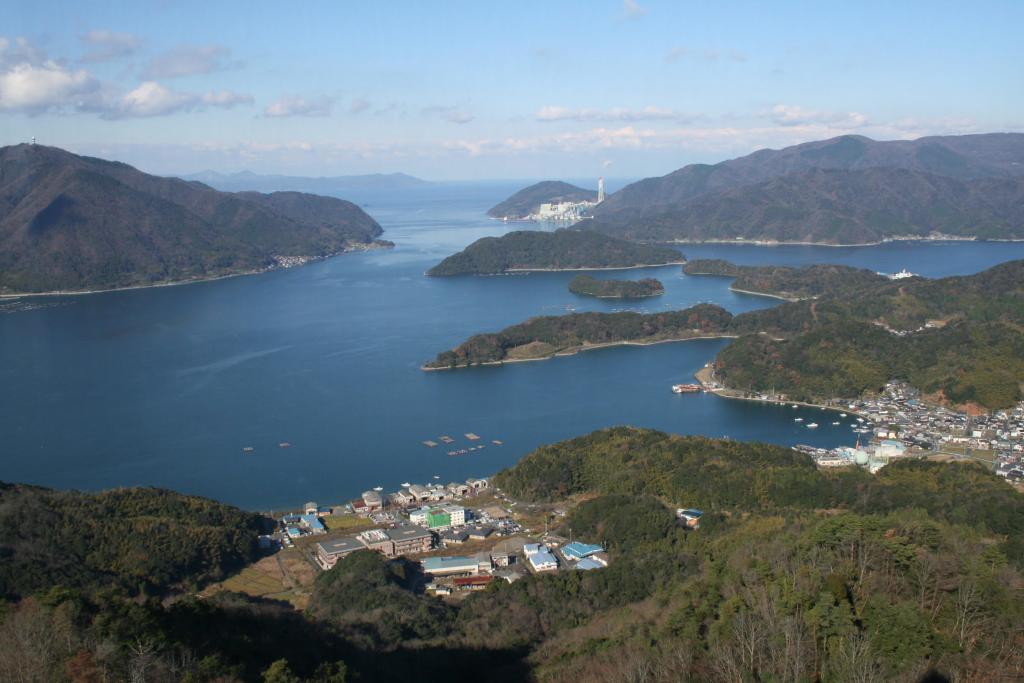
[
  {"xmin": 0, "ymin": 483, "xmax": 266, "ymax": 601},
  {"xmin": 425, "ymin": 304, "xmax": 733, "ymax": 368},
  {"xmin": 3, "ymin": 428, "xmax": 1023, "ymax": 681},
  {"xmin": 568, "ymin": 275, "xmax": 664, "ymax": 298},
  {"xmin": 0, "ymin": 145, "xmax": 386, "ymax": 293},
  {"xmin": 432, "ymin": 259, "xmax": 1024, "ymax": 409},
  {"xmin": 683, "ymin": 259, "xmax": 887, "ymax": 300},
  {"xmin": 586, "ymin": 133, "xmax": 1024, "ymax": 245},
  {"xmin": 426, "ymin": 229, "xmax": 682, "ymax": 276}
]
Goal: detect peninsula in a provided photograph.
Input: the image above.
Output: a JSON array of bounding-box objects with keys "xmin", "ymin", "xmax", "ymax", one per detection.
[
  {"xmin": 426, "ymin": 229, "xmax": 683, "ymax": 276},
  {"xmin": 430, "ymin": 259, "xmax": 1024, "ymax": 412},
  {"xmin": 568, "ymin": 274, "xmax": 665, "ymax": 299},
  {"xmin": 487, "ymin": 180, "xmax": 597, "ymax": 220},
  {"xmin": 0, "ymin": 144, "xmax": 388, "ymax": 294},
  {"xmin": 424, "ymin": 304, "xmax": 733, "ymax": 369},
  {"xmin": 683, "ymin": 259, "xmax": 887, "ymax": 300}
]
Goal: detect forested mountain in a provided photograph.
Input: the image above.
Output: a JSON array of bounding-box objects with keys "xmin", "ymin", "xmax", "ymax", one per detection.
[
  {"xmin": 3, "ymin": 429, "xmax": 1022, "ymax": 681},
  {"xmin": 0, "ymin": 144, "xmax": 385, "ymax": 293},
  {"xmin": 587, "ymin": 133, "xmax": 1024, "ymax": 244},
  {"xmin": 0, "ymin": 482, "xmax": 265, "ymax": 600},
  {"xmin": 426, "ymin": 229, "xmax": 682, "ymax": 275},
  {"xmin": 683, "ymin": 259, "xmax": 889, "ymax": 299},
  {"xmin": 487, "ymin": 181, "xmax": 597, "ymax": 219}
]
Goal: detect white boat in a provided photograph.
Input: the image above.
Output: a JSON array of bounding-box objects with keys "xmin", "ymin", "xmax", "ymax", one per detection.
[
  {"xmin": 433, "ymin": 475, "xmax": 440, "ymax": 479},
  {"xmin": 856, "ymin": 417, "xmax": 865, "ymax": 423},
  {"xmin": 401, "ymin": 482, "xmax": 411, "ymax": 488},
  {"xmin": 832, "ymin": 421, "xmax": 840, "ymax": 426},
  {"xmin": 791, "ymin": 404, "xmax": 799, "ymax": 408},
  {"xmin": 794, "ymin": 417, "xmax": 803, "ymax": 422},
  {"xmin": 840, "ymin": 413, "xmax": 847, "ymax": 417},
  {"xmin": 373, "ymin": 486, "xmax": 383, "ymax": 492},
  {"xmin": 806, "ymin": 423, "xmax": 819, "ymax": 429}
]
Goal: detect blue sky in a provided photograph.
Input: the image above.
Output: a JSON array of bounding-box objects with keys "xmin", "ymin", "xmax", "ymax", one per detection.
[{"xmin": 2, "ymin": 0, "xmax": 1022, "ymax": 179}]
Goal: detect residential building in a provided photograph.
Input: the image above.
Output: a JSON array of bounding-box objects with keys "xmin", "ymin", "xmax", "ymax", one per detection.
[
  {"xmin": 316, "ymin": 537, "xmax": 365, "ymax": 570},
  {"xmin": 388, "ymin": 524, "xmax": 434, "ymax": 555},
  {"xmin": 357, "ymin": 528, "xmax": 394, "ymax": 556}
]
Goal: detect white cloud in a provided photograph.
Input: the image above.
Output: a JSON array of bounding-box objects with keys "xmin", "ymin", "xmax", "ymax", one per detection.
[
  {"xmin": 141, "ymin": 45, "xmax": 235, "ymax": 79},
  {"xmin": 422, "ymin": 105, "xmax": 474, "ymax": 124},
  {"xmin": 622, "ymin": 0, "xmax": 647, "ymax": 19},
  {"xmin": 536, "ymin": 105, "xmax": 689, "ymax": 123},
  {"xmin": 79, "ymin": 30, "xmax": 141, "ymax": 63},
  {"xmin": 0, "ymin": 60, "xmax": 101, "ymax": 114},
  {"xmin": 264, "ymin": 95, "xmax": 333, "ymax": 117},
  {"xmin": 769, "ymin": 104, "xmax": 868, "ymax": 129},
  {"xmin": 101, "ymin": 81, "xmax": 253, "ymax": 118}
]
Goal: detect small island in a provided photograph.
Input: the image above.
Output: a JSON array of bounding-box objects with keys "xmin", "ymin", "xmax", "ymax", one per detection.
[
  {"xmin": 568, "ymin": 274, "xmax": 665, "ymax": 299},
  {"xmin": 424, "ymin": 303, "xmax": 734, "ymax": 369},
  {"xmin": 427, "ymin": 229, "xmax": 684, "ymax": 276}
]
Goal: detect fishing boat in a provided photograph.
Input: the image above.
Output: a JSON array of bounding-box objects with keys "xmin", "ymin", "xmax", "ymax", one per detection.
[
  {"xmin": 278, "ymin": 442, "xmax": 291, "ymax": 448},
  {"xmin": 832, "ymin": 421, "xmax": 840, "ymax": 426},
  {"xmin": 840, "ymin": 413, "xmax": 847, "ymax": 417},
  {"xmin": 373, "ymin": 486, "xmax": 383, "ymax": 492},
  {"xmin": 401, "ymin": 482, "xmax": 411, "ymax": 488},
  {"xmin": 806, "ymin": 423, "xmax": 819, "ymax": 429},
  {"xmin": 794, "ymin": 417, "xmax": 803, "ymax": 422},
  {"xmin": 242, "ymin": 446, "xmax": 254, "ymax": 453},
  {"xmin": 492, "ymin": 440, "xmax": 503, "ymax": 445}
]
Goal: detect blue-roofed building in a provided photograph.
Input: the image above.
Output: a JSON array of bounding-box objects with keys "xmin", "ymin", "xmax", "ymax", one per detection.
[
  {"xmin": 528, "ymin": 551, "xmax": 558, "ymax": 572},
  {"xmin": 561, "ymin": 542, "xmax": 604, "ymax": 561},
  {"xmin": 300, "ymin": 514, "xmax": 326, "ymax": 534},
  {"xmin": 523, "ymin": 542, "xmax": 543, "ymax": 556},
  {"xmin": 575, "ymin": 557, "xmax": 603, "ymax": 571}
]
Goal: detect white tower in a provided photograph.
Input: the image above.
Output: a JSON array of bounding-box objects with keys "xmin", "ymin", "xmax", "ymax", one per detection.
[{"xmin": 597, "ymin": 176, "xmax": 605, "ymax": 203}]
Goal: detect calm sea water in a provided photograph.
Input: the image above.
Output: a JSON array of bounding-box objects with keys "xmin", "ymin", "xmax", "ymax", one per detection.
[{"xmin": 4, "ymin": 181, "xmax": 1024, "ymax": 510}]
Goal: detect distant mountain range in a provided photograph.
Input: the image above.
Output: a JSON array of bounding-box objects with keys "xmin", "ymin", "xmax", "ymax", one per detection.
[
  {"xmin": 0, "ymin": 145, "xmax": 386, "ymax": 294},
  {"xmin": 589, "ymin": 133, "xmax": 1024, "ymax": 244},
  {"xmin": 487, "ymin": 181, "xmax": 597, "ymax": 219},
  {"xmin": 183, "ymin": 170, "xmax": 430, "ymax": 194}
]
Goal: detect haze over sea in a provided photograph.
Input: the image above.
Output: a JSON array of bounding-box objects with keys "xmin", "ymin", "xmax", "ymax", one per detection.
[{"xmin": 3, "ymin": 181, "xmax": 1024, "ymax": 511}]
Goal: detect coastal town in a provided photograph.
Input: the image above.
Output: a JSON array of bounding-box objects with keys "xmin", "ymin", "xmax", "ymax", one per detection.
[
  {"xmin": 697, "ymin": 366, "xmax": 1024, "ymax": 483},
  {"xmin": 253, "ymin": 475, "xmax": 640, "ymax": 603}
]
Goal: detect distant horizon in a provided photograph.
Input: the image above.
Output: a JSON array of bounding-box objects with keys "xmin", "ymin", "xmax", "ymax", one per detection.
[
  {"xmin": 8, "ymin": 128, "xmax": 1022, "ymax": 185},
  {"xmin": 4, "ymin": 1, "xmax": 1022, "ymax": 179}
]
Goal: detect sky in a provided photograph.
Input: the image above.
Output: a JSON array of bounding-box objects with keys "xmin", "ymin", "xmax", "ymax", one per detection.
[{"xmin": 2, "ymin": 0, "xmax": 1023, "ymax": 180}]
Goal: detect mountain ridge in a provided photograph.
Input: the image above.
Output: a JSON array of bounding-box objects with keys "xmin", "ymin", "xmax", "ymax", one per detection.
[{"xmin": 0, "ymin": 144, "xmax": 387, "ymax": 294}]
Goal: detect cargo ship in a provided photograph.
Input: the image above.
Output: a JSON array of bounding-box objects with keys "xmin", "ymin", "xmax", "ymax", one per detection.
[{"xmin": 671, "ymin": 383, "xmax": 702, "ymax": 394}]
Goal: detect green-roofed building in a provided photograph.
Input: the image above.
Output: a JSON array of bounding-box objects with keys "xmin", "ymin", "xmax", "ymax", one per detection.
[{"xmin": 427, "ymin": 509, "xmax": 452, "ymax": 529}]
